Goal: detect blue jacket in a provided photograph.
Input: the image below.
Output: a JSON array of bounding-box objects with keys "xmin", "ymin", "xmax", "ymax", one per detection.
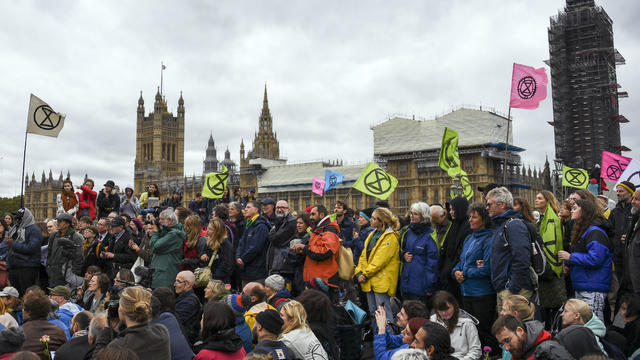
[
  {"xmin": 7, "ymin": 209, "xmax": 43, "ymax": 269},
  {"xmin": 338, "ymin": 217, "xmax": 355, "ymax": 248},
  {"xmin": 352, "ymin": 226, "xmax": 374, "ymax": 263},
  {"xmin": 235, "ymin": 215, "xmax": 271, "ymax": 281},
  {"xmin": 453, "ymin": 228, "xmax": 496, "ymax": 297},
  {"xmin": 175, "ymin": 289, "xmax": 202, "ymax": 344},
  {"xmin": 569, "ymin": 226, "xmax": 612, "ymax": 293},
  {"xmin": 373, "ymin": 333, "xmax": 408, "ymax": 360},
  {"xmin": 150, "ymin": 312, "xmax": 195, "ymax": 360},
  {"xmin": 235, "ymin": 315, "xmax": 253, "ymax": 354},
  {"xmin": 490, "ymin": 210, "xmax": 533, "ymax": 293},
  {"xmin": 399, "ymin": 225, "xmax": 438, "ymax": 296}
]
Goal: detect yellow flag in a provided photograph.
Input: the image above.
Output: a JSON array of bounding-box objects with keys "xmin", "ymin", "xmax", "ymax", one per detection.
[
  {"xmin": 353, "ymin": 162, "xmax": 398, "ymax": 200},
  {"xmin": 202, "ymin": 164, "xmax": 229, "ymax": 199},
  {"xmin": 438, "ymin": 127, "xmax": 462, "ymax": 177},
  {"xmin": 449, "ymin": 170, "xmax": 474, "ymax": 200},
  {"xmin": 562, "ymin": 165, "xmax": 588, "ymax": 189}
]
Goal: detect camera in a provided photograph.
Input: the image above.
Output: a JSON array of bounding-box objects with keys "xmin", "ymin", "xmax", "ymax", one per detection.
[{"xmin": 134, "ymin": 266, "xmax": 155, "ymax": 289}]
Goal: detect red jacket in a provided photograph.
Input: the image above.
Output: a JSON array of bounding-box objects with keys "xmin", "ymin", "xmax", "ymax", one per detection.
[
  {"xmin": 194, "ymin": 348, "xmax": 246, "ymax": 360},
  {"xmin": 76, "ymin": 185, "xmax": 97, "ymax": 219},
  {"xmin": 303, "ymin": 218, "xmax": 341, "ymax": 288}
]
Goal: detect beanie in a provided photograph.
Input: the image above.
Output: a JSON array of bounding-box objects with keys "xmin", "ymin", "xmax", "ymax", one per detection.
[
  {"xmin": 223, "ymin": 294, "xmax": 250, "ymax": 316},
  {"xmin": 359, "ymin": 208, "xmax": 374, "ymax": 222},
  {"xmin": 309, "ymin": 278, "xmax": 330, "ymax": 294},
  {"xmin": 408, "ymin": 317, "xmax": 427, "ymax": 337},
  {"xmin": 265, "ymin": 274, "xmax": 285, "ymax": 292},
  {"xmin": 256, "ymin": 309, "xmax": 284, "ymax": 335},
  {"xmin": 0, "ymin": 326, "xmax": 26, "ymax": 353},
  {"xmin": 618, "ymin": 181, "xmax": 636, "ymax": 195}
]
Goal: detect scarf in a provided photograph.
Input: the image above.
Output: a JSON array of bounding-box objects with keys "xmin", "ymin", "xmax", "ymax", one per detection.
[
  {"xmin": 61, "ymin": 189, "xmax": 77, "ymax": 211},
  {"xmin": 409, "ymin": 222, "xmax": 431, "ymax": 235}
]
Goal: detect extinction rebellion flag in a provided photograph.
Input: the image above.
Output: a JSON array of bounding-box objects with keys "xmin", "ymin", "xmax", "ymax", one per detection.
[
  {"xmin": 353, "ymin": 162, "xmax": 398, "ymax": 200},
  {"xmin": 600, "ymin": 150, "xmax": 631, "ymax": 182},
  {"xmin": 201, "ymin": 164, "xmax": 229, "ymax": 199},
  {"xmin": 438, "ymin": 127, "xmax": 462, "ymax": 178},
  {"xmin": 562, "ymin": 165, "xmax": 589, "ymax": 189},
  {"xmin": 509, "ymin": 63, "xmax": 548, "ymax": 109},
  {"xmin": 27, "ymin": 94, "xmax": 66, "ymax": 137}
]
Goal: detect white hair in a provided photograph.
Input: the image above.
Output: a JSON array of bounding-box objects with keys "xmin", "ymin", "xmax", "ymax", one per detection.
[
  {"xmin": 487, "ymin": 186, "xmax": 513, "ymax": 208},
  {"xmin": 88, "ymin": 314, "xmax": 106, "ymax": 339},
  {"xmin": 391, "ymin": 348, "xmax": 429, "ymax": 360},
  {"xmin": 410, "ymin": 202, "xmax": 431, "ymax": 223},
  {"xmin": 160, "ymin": 207, "xmax": 178, "ymax": 225}
]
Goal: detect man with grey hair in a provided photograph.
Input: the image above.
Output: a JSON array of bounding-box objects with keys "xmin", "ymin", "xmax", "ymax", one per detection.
[
  {"xmin": 267, "ymin": 200, "xmax": 297, "ymax": 278},
  {"xmin": 150, "ymin": 207, "xmax": 186, "ymax": 289},
  {"xmin": 88, "ymin": 313, "xmax": 106, "ymax": 346},
  {"xmin": 486, "ymin": 187, "xmax": 533, "ymax": 309},
  {"xmin": 429, "ymin": 204, "xmax": 450, "ymax": 254},
  {"xmin": 174, "ymin": 270, "xmax": 202, "ymax": 344}
]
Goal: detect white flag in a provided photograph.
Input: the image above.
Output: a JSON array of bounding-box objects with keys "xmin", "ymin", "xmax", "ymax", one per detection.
[
  {"xmin": 26, "ymin": 94, "xmax": 65, "ymax": 137},
  {"xmin": 619, "ymin": 158, "xmax": 640, "ymax": 187}
]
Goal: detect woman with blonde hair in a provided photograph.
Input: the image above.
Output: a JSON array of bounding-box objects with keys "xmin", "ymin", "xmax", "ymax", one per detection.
[
  {"xmin": 279, "ymin": 300, "xmax": 328, "ymax": 360},
  {"xmin": 95, "ymin": 287, "xmax": 170, "ymax": 359},
  {"xmin": 560, "ymin": 298, "xmax": 608, "ymax": 355},
  {"xmin": 354, "ymin": 207, "xmax": 401, "ymax": 332},
  {"xmin": 499, "ymin": 294, "xmax": 535, "ymax": 322},
  {"xmin": 534, "ymin": 190, "xmax": 566, "ymax": 329},
  {"xmin": 203, "ymin": 279, "xmax": 230, "ymax": 302},
  {"xmin": 199, "ymin": 218, "xmax": 234, "ymax": 283},
  {"xmin": 0, "ymin": 296, "xmax": 18, "ymax": 328},
  {"xmin": 181, "ymin": 215, "xmax": 207, "ymax": 272}
]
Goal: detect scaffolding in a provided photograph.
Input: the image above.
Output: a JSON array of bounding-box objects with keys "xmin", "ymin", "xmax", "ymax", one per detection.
[{"xmin": 547, "ymin": 0, "xmax": 629, "ymax": 169}]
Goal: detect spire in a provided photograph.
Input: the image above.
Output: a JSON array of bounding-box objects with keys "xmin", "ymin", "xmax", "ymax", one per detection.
[
  {"xmin": 178, "ymin": 91, "xmax": 184, "ymax": 106},
  {"xmin": 66, "ymin": 170, "xmax": 70, "ymax": 180},
  {"xmin": 48, "ymin": 169, "xmax": 53, "ymax": 182},
  {"xmin": 42, "ymin": 171, "xmax": 46, "ymax": 183},
  {"xmin": 225, "ymin": 147, "xmax": 231, "ymax": 160},
  {"xmin": 208, "ymin": 133, "xmax": 214, "ymax": 146},
  {"xmin": 263, "ymin": 83, "xmax": 268, "ymax": 108},
  {"xmin": 155, "ymin": 86, "xmax": 162, "ymax": 102},
  {"xmin": 138, "ymin": 91, "xmax": 144, "ymax": 105}
]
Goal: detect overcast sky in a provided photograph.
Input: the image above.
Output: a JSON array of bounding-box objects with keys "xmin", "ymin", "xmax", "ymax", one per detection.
[{"xmin": 1, "ymin": 0, "xmax": 638, "ymax": 197}]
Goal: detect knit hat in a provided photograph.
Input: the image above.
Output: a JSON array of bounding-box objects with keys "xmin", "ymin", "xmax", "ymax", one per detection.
[
  {"xmin": 0, "ymin": 326, "xmax": 26, "ymax": 353},
  {"xmin": 309, "ymin": 278, "xmax": 330, "ymax": 294},
  {"xmin": 256, "ymin": 309, "xmax": 284, "ymax": 335},
  {"xmin": 359, "ymin": 208, "xmax": 374, "ymax": 222},
  {"xmin": 223, "ymin": 294, "xmax": 250, "ymax": 316},
  {"xmin": 617, "ymin": 181, "xmax": 636, "ymax": 195},
  {"xmin": 556, "ymin": 325, "xmax": 604, "ymax": 359},
  {"xmin": 265, "ymin": 274, "xmax": 285, "ymax": 292}
]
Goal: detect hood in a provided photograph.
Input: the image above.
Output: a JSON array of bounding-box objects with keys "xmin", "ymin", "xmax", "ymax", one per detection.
[
  {"xmin": 592, "ymin": 216, "xmax": 614, "ymax": 238},
  {"xmin": 491, "ymin": 208, "xmax": 523, "ymax": 224},
  {"xmin": 450, "ymin": 197, "xmax": 469, "ymax": 224},
  {"xmin": 0, "ymin": 326, "xmax": 25, "ymax": 353},
  {"xmin": 202, "ymin": 328, "xmax": 244, "ymax": 353},
  {"xmin": 274, "ymin": 287, "xmax": 291, "ymax": 299},
  {"xmin": 473, "ymin": 228, "xmax": 493, "ymax": 237},
  {"xmin": 523, "ymin": 320, "xmax": 547, "ymax": 352},
  {"xmin": 166, "ymin": 222, "xmax": 186, "ymax": 237},
  {"xmin": 8, "ymin": 208, "xmax": 35, "ymax": 243},
  {"xmin": 584, "ymin": 313, "xmax": 606, "ymax": 337},
  {"xmin": 458, "ymin": 309, "xmax": 479, "ymax": 326},
  {"xmin": 17, "ymin": 208, "xmax": 35, "ymax": 230},
  {"xmin": 556, "ymin": 325, "xmax": 603, "ymax": 359}
]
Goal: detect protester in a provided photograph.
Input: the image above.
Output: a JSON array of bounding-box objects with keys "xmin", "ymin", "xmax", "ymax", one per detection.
[
  {"xmin": 249, "ymin": 309, "xmax": 296, "ymax": 359},
  {"xmin": 558, "ymin": 199, "xmax": 612, "ymax": 322},
  {"xmin": 534, "ymin": 190, "xmax": 567, "ymax": 329},
  {"xmin": 160, "ymin": 189, "xmax": 183, "ymax": 210},
  {"xmin": 53, "ymin": 311, "xmax": 93, "ymax": 360},
  {"xmin": 82, "ymin": 273, "xmax": 109, "ymax": 313},
  {"xmin": 228, "ymin": 202, "xmax": 245, "ymax": 246},
  {"xmin": 0, "ymin": 326, "xmax": 26, "ymax": 359},
  {"xmin": 195, "ymin": 301, "xmax": 246, "ymax": 360},
  {"xmin": 75, "ymin": 178, "xmax": 97, "ymax": 220},
  {"xmin": 46, "ymin": 213, "xmax": 84, "ymax": 288},
  {"xmin": 174, "ymin": 271, "xmax": 202, "ymax": 344},
  {"xmin": 486, "ymin": 187, "xmax": 533, "ymax": 309},
  {"xmin": 119, "ymin": 185, "xmax": 140, "ymax": 220},
  {"xmin": 279, "ymin": 300, "xmax": 328, "ymax": 360},
  {"xmin": 556, "ymin": 325, "xmax": 605, "ymax": 359},
  {"xmin": 84, "ymin": 218, "xmax": 111, "ymax": 273},
  {"xmin": 260, "ymin": 197, "xmax": 277, "ymax": 227},
  {"xmin": 1, "ymin": 286, "xmax": 23, "ymax": 325},
  {"xmin": 355, "ymin": 207, "xmax": 401, "ymax": 331},
  {"xmin": 235, "ymin": 201, "xmax": 270, "ymax": 285},
  {"xmin": 5, "ymin": 208, "xmax": 42, "ymax": 296},
  {"xmin": 267, "ymin": 200, "xmax": 297, "ymax": 280},
  {"xmin": 139, "ymin": 183, "xmax": 161, "ymax": 209},
  {"xmin": 21, "ymin": 290, "xmax": 67, "ymax": 359},
  {"xmin": 181, "ymin": 215, "xmax": 207, "ymax": 272},
  {"xmin": 390, "ymin": 349, "xmax": 429, "ymax": 360},
  {"xmin": 622, "ymin": 189, "xmax": 640, "ymax": 295},
  {"xmin": 188, "ymin": 193, "xmax": 209, "ymax": 226},
  {"xmin": 94, "ymin": 287, "xmax": 170, "ymax": 360},
  {"xmin": 204, "ymin": 279, "xmax": 229, "ymax": 302},
  {"xmin": 221, "ymin": 293, "xmax": 253, "ymax": 354},
  {"xmin": 57, "ymin": 179, "xmax": 79, "ymax": 217},
  {"xmin": 48, "ymin": 285, "xmax": 82, "ymax": 330},
  {"xmin": 2, "ymin": 215, "xmax": 13, "ymax": 229},
  {"xmin": 150, "ymin": 208, "xmax": 186, "ymax": 289},
  {"xmin": 96, "ymin": 180, "xmax": 120, "ymax": 219},
  {"xmin": 103, "ymin": 216, "xmax": 137, "ymax": 279},
  {"xmin": 398, "ymin": 202, "xmax": 437, "ymax": 305},
  {"xmin": 611, "ymin": 181, "xmax": 634, "ymax": 281},
  {"xmin": 452, "ymin": 202, "xmax": 497, "ymax": 353},
  {"xmin": 512, "ymin": 197, "xmax": 535, "ymax": 224},
  {"xmin": 202, "ymin": 218, "xmax": 235, "ymax": 284},
  {"xmin": 148, "ymin": 291, "xmax": 194, "ymax": 360},
  {"xmin": 411, "ymin": 323, "xmax": 457, "ymax": 360},
  {"xmin": 265, "ymin": 274, "xmax": 291, "ymax": 311},
  {"xmin": 618, "ymin": 293, "xmax": 640, "ymax": 357},
  {"xmin": 0, "ymin": 296, "xmax": 18, "ymax": 328},
  {"xmin": 128, "ymin": 220, "xmax": 152, "ymax": 267},
  {"xmin": 491, "ymin": 315, "xmax": 572, "ymax": 360},
  {"xmin": 353, "ymin": 208, "xmax": 375, "ymax": 265},
  {"xmin": 561, "ymin": 298, "xmax": 608, "ymax": 356},
  {"xmin": 374, "ymin": 301, "xmax": 427, "ymax": 360},
  {"xmin": 287, "ymin": 213, "xmax": 311, "ymax": 297},
  {"xmin": 429, "ymin": 205, "xmax": 450, "ymax": 258},
  {"xmin": 440, "ymin": 197, "xmax": 471, "ymax": 302},
  {"xmin": 499, "ymin": 295, "xmax": 535, "ymax": 322},
  {"xmin": 429, "ymin": 291, "xmax": 481, "ymax": 360}
]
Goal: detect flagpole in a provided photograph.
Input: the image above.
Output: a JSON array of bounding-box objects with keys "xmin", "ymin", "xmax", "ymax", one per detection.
[
  {"xmin": 19, "ymin": 131, "xmax": 28, "ymax": 208},
  {"xmin": 503, "ymin": 107, "xmax": 511, "ymax": 186},
  {"xmin": 160, "ymin": 61, "xmax": 164, "ymax": 95}
]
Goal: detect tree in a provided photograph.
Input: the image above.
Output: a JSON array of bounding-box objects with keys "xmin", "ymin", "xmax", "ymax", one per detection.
[{"xmin": 0, "ymin": 196, "xmax": 21, "ymax": 217}]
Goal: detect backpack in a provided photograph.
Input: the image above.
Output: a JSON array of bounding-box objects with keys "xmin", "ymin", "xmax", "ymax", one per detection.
[{"xmin": 502, "ymin": 218, "xmax": 550, "ymax": 277}]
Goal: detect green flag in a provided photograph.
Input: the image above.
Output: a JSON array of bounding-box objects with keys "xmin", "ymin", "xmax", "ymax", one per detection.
[
  {"xmin": 540, "ymin": 203, "xmax": 564, "ymax": 277},
  {"xmin": 353, "ymin": 162, "xmax": 398, "ymax": 200},
  {"xmin": 202, "ymin": 164, "xmax": 229, "ymax": 199},
  {"xmin": 438, "ymin": 127, "xmax": 462, "ymax": 177},
  {"xmin": 449, "ymin": 170, "xmax": 474, "ymax": 200},
  {"xmin": 562, "ymin": 165, "xmax": 588, "ymax": 189}
]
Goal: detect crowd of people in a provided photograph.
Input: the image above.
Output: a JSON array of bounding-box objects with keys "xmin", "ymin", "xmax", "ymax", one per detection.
[{"xmin": 0, "ymin": 177, "xmax": 638, "ymax": 360}]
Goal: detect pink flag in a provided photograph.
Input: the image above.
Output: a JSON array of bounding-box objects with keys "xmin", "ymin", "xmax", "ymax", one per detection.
[
  {"xmin": 312, "ymin": 177, "xmax": 325, "ymax": 196},
  {"xmin": 509, "ymin": 63, "xmax": 548, "ymax": 109},
  {"xmin": 601, "ymin": 150, "xmax": 631, "ymax": 182}
]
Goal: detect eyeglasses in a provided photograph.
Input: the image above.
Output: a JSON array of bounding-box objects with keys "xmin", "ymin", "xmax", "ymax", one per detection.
[
  {"xmin": 276, "ymin": 206, "xmax": 288, "ymax": 209},
  {"xmin": 409, "ymin": 212, "xmax": 420, "ymax": 217},
  {"xmin": 174, "ymin": 279, "xmax": 187, "ymax": 284}
]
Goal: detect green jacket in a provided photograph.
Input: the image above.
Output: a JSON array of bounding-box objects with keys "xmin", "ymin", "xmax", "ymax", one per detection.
[{"xmin": 150, "ymin": 223, "xmax": 186, "ymax": 289}]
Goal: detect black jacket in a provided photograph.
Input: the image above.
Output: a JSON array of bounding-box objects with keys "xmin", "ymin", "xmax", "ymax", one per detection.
[
  {"xmin": 200, "ymin": 238, "xmax": 234, "ymax": 283},
  {"xmin": 439, "ymin": 197, "xmax": 471, "ymax": 298},
  {"xmin": 95, "ymin": 323, "xmax": 170, "ymax": 360},
  {"xmin": 251, "ymin": 339, "xmax": 298, "ymax": 360},
  {"xmin": 175, "ymin": 289, "xmax": 202, "ymax": 345},
  {"xmin": 96, "ymin": 190, "xmax": 120, "ymax": 219},
  {"xmin": 82, "ymin": 232, "xmax": 112, "ymax": 274},
  {"xmin": 610, "ymin": 200, "xmax": 633, "ymax": 273},
  {"xmin": 47, "ymin": 229, "xmax": 84, "ymax": 287},
  {"xmin": 106, "ymin": 229, "xmax": 138, "ymax": 278},
  {"xmin": 7, "ymin": 208, "xmax": 42, "ymax": 269},
  {"xmin": 54, "ymin": 335, "xmax": 93, "ymax": 360},
  {"xmin": 267, "ymin": 214, "xmax": 297, "ymax": 274}
]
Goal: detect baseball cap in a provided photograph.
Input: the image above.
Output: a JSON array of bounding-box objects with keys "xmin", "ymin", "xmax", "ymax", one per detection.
[{"xmin": 0, "ymin": 287, "xmax": 19, "ymax": 298}]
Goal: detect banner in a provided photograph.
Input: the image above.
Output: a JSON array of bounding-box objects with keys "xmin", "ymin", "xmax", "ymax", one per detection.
[
  {"xmin": 323, "ymin": 169, "xmax": 344, "ymax": 192},
  {"xmin": 459, "ymin": 171, "xmax": 474, "ymax": 200},
  {"xmin": 312, "ymin": 177, "xmax": 325, "ymax": 196},
  {"xmin": 619, "ymin": 158, "xmax": 640, "ymax": 188},
  {"xmin": 353, "ymin": 162, "xmax": 398, "ymax": 200},
  {"xmin": 562, "ymin": 165, "xmax": 588, "ymax": 189},
  {"xmin": 201, "ymin": 164, "xmax": 228, "ymax": 199},
  {"xmin": 26, "ymin": 94, "xmax": 66, "ymax": 137},
  {"xmin": 600, "ymin": 150, "xmax": 631, "ymax": 182},
  {"xmin": 438, "ymin": 127, "xmax": 462, "ymax": 177},
  {"xmin": 509, "ymin": 63, "xmax": 548, "ymax": 109}
]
